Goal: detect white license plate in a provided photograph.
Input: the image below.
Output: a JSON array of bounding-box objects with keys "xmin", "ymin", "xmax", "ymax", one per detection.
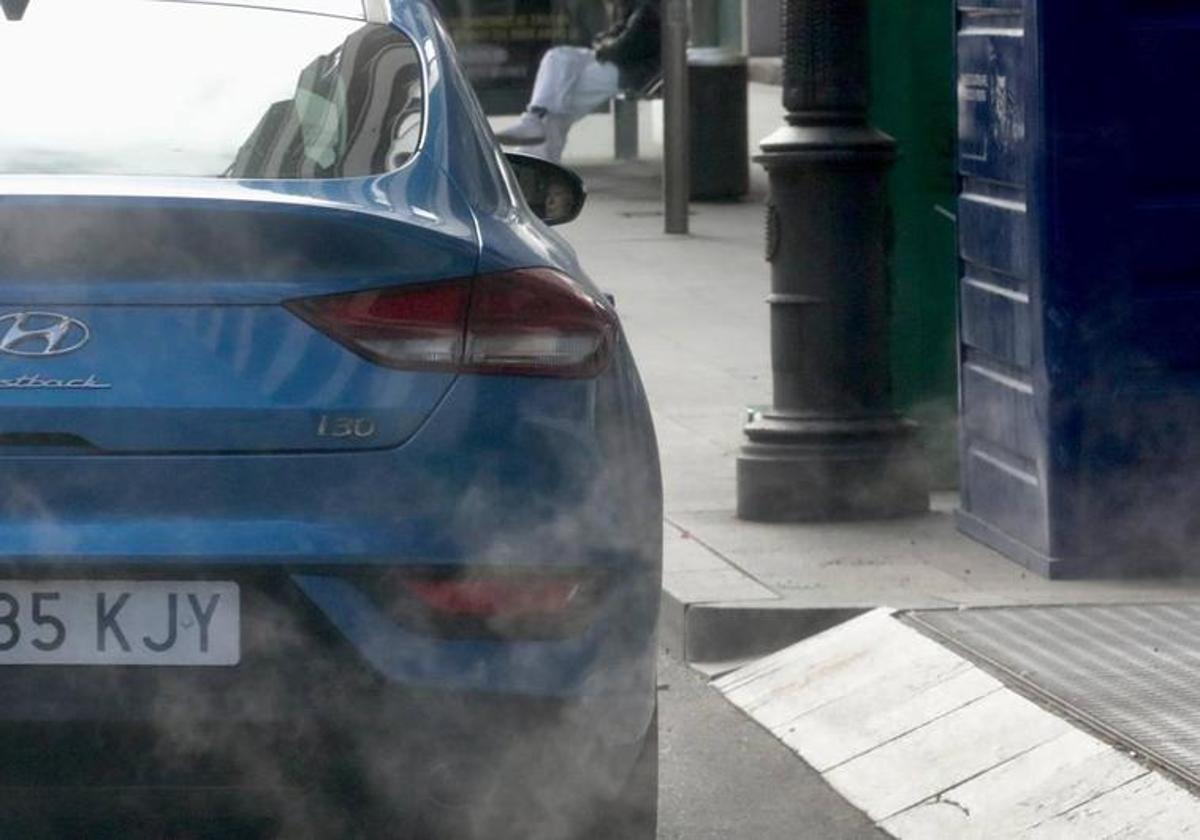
[{"xmin": 0, "ymin": 581, "xmax": 239, "ymax": 666}]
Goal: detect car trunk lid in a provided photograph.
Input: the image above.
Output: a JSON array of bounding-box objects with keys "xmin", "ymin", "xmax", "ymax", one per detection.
[{"xmin": 0, "ymin": 180, "xmax": 479, "ymax": 454}]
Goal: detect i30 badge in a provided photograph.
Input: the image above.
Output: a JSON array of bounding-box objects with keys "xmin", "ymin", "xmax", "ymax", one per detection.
[{"xmin": 0, "ymin": 312, "xmax": 90, "ymax": 357}]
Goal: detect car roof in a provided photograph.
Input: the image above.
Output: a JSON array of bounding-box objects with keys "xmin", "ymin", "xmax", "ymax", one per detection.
[{"xmin": 163, "ymin": 0, "xmax": 391, "ymax": 23}]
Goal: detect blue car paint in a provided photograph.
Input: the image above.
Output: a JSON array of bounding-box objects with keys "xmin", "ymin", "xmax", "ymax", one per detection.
[
  {"xmin": 0, "ymin": 0, "xmax": 661, "ymax": 740},
  {"xmin": 0, "ymin": 376, "xmax": 623, "ymax": 554}
]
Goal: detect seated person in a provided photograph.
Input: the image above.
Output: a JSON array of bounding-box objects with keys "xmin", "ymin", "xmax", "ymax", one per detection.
[{"xmin": 495, "ymin": 0, "xmax": 661, "ymax": 163}]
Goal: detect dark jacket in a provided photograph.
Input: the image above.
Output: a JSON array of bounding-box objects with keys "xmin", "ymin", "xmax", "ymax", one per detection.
[{"xmin": 593, "ymin": 0, "xmax": 661, "ymax": 90}]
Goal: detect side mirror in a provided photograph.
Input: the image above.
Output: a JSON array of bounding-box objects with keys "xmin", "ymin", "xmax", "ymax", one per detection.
[{"xmin": 505, "ymin": 152, "xmax": 586, "ymax": 226}]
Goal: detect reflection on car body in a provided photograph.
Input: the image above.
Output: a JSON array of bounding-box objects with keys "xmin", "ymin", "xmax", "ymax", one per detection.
[{"xmin": 227, "ymin": 23, "xmax": 425, "ymax": 179}]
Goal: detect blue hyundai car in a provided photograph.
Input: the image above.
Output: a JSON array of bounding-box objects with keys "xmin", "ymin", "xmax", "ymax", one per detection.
[{"xmin": 0, "ymin": 1, "xmax": 661, "ymax": 837}]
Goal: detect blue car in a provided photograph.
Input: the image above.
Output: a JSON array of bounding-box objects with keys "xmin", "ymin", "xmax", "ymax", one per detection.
[{"xmin": 0, "ymin": 1, "xmax": 661, "ymax": 837}]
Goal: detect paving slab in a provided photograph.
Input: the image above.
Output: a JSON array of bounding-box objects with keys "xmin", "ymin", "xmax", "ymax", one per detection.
[
  {"xmin": 825, "ymin": 689, "xmax": 1074, "ymax": 821},
  {"xmin": 1024, "ymin": 773, "xmax": 1200, "ymax": 839},
  {"xmin": 716, "ymin": 610, "xmax": 1200, "ymax": 838},
  {"xmin": 883, "ymin": 729, "xmax": 1147, "ymax": 838},
  {"xmin": 784, "ymin": 665, "xmax": 997, "ymax": 773}
]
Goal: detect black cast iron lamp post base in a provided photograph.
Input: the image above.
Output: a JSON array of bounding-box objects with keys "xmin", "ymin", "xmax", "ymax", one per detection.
[
  {"xmin": 736, "ymin": 0, "xmax": 930, "ymax": 522},
  {"xmin": 739, "ymin": 409, "xmax": 930, "ymax": 522}
]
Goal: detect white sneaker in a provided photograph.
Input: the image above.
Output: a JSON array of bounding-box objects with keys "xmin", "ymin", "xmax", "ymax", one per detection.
[{"xmin": 495, "ymin": 111, "xmax": 547, "ymax": 146}]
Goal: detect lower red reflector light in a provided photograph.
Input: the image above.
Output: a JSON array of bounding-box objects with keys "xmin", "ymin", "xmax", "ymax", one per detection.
[{"xmin": 403, "ymin": 576, "xmax": 587, "ymax": 618}]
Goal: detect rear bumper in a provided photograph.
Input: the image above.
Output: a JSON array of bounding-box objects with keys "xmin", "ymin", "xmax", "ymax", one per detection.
[
  {"xmin": 0, "ymin": 690, "xmax": 654, "ymax": 838},
  {"xmin": 0, "ymin": 565, "xmax": 657, "ymax": 719},
  {"xmin": 0, "ymin": 577, "xmax": 655, "ymax": 833},
  {"xmin": 0, "ymin": 688, "xmax": 648, "ymax": 782}
]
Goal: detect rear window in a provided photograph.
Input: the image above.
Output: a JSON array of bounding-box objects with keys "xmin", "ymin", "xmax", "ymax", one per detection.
[{"xmin": 0, "ymin": 0, "xmax": 425, "ymax": 178}]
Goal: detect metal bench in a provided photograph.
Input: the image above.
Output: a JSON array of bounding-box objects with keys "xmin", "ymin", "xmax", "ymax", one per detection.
[{"xmin": 613, "ymin": 74, "xmax": 663, "ymax": 160}]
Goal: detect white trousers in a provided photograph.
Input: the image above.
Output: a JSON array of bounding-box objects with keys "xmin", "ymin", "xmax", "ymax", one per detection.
[{"xmin": 527, "ymin": 46, "xmax": 619, "ymax": 162}]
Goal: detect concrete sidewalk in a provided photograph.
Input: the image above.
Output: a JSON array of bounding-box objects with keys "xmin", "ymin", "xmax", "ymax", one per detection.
[{"xmin": 547, "ymin": 84, "xmax": 1200, "ymax": 668}]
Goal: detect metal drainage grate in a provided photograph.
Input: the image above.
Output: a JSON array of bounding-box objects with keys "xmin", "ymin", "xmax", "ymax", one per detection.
[{"xmin": 906, "ymin": 603, "xmax": 1200, "ymax": 789}]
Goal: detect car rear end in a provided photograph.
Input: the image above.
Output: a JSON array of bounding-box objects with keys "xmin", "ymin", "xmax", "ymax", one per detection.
[{"xmin": 0, "ymin": 2, "xmax": 662, "ymax": 837}]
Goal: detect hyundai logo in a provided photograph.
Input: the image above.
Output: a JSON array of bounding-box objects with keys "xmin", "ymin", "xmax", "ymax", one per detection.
[{"xmin": 0, "ymin": 312, "xmax": 90, "ymax": 357}]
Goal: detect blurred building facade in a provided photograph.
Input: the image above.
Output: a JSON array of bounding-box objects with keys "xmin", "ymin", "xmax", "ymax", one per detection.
[{"xmin": 693, "ymin": 0, "xmax": 779, "ymax": 56}]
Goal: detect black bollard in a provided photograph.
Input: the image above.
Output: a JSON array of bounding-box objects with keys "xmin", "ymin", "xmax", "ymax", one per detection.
[
  {"xmin": 736, "ymin": 0, "xmax": 930, "ymax": 522},
  {"xmin": 2, "ymin": 0, "xmax": 30, "ymax": 21},
  {"xmin": 662, "ymin": 0, "xmax": 690, "ymax": 234}
]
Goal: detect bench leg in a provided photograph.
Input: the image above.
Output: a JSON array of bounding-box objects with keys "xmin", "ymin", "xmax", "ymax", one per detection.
[{"xmin": 614, "ymin": 98, "xmax": 640, "ymax": 161}]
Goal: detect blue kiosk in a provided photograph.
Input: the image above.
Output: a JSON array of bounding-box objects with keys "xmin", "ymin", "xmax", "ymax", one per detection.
[{"xmin": 956, "ymin": 0, "xmax": 1200, "ymax": 576}]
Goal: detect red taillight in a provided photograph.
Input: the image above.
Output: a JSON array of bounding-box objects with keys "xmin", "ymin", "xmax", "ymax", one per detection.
[
  {"xmin": 463, "ymin": 269, "xmax": 616, "ymax": 377},
  {"xmin": 286, "ymin": 280, "xmax": 470, "ymax": 370},
  {"xmin": 402, "ymin": 576, "xmax": 589, "ymax": 618},
  {"xmin": 286, "ymin": 268, "xmax": 617, "ymax": 378},
  {"xmin": 357, "ymin": 568, "xmax": 609, "ymax": 640}
]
